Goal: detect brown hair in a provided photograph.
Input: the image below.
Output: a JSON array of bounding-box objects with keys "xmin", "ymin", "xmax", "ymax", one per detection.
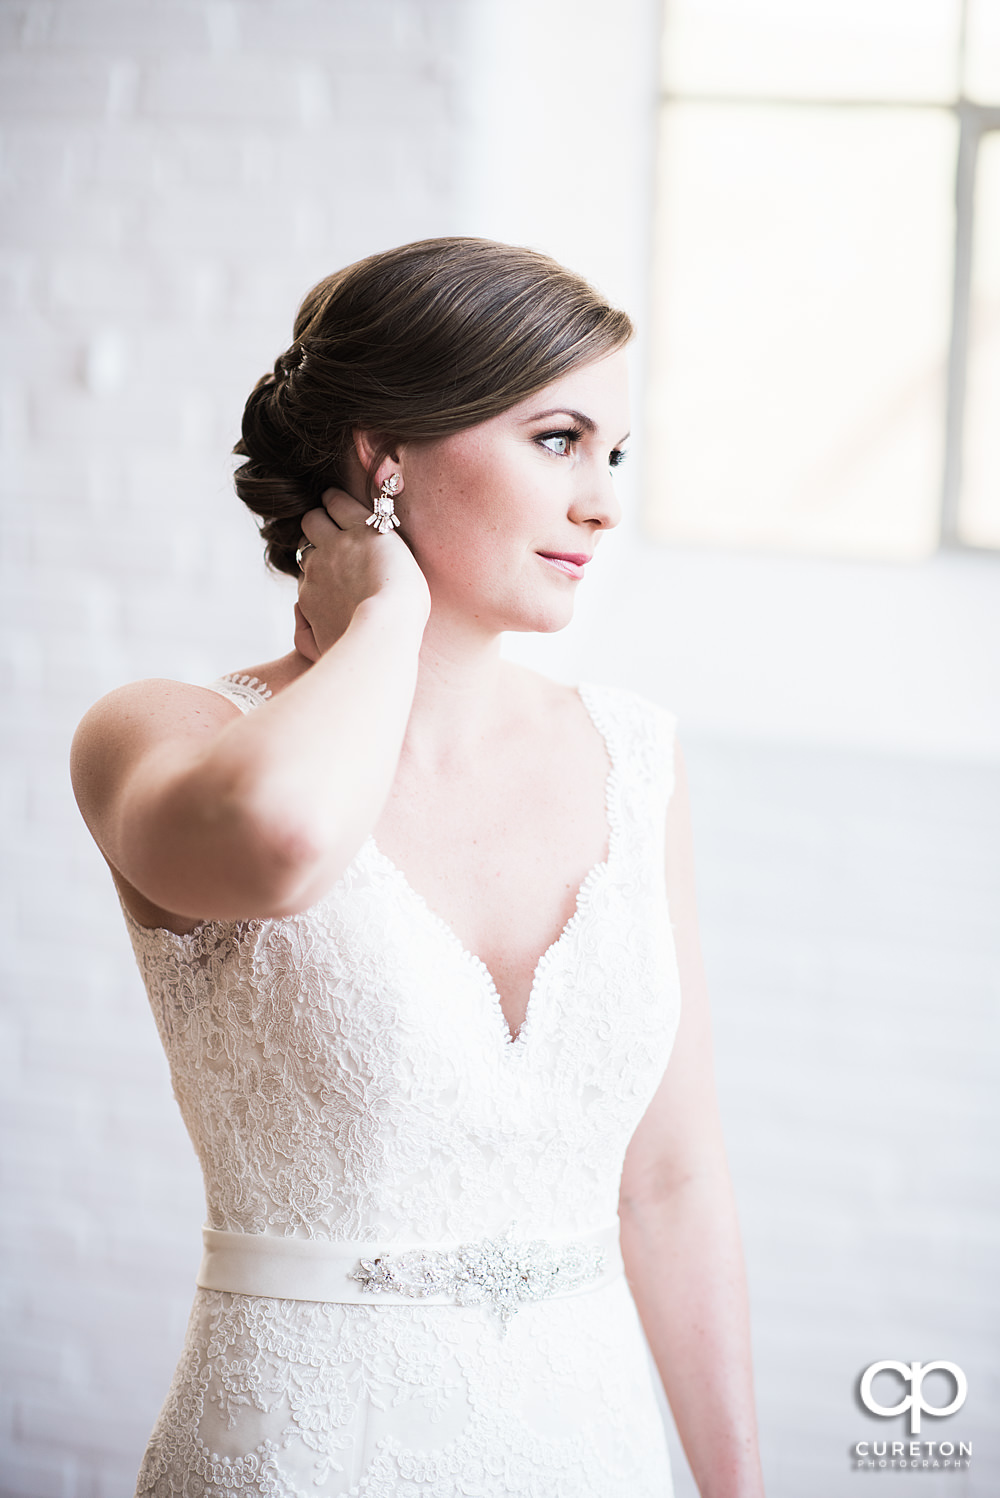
[{"xmin": 233, "ymin": 237, "xmax": 633, "ymax": 575}]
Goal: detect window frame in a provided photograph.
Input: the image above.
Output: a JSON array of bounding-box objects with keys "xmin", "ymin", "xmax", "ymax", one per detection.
[
  {"xmin": 656, "ymin": 1, "xmax": 1000, "ymax": 557},
  {"xmin": 942, "ymin": 100, "xmax": 1000, "ymax": 549}
]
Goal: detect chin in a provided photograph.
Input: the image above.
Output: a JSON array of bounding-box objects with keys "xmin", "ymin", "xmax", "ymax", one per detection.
[
  {"xmin": 501, "ymin": 598, "xmax": 577, "ymax": 635},
  {"xmin": 443, "ymin": 575, "xmax": 579, "ymax": 636}
]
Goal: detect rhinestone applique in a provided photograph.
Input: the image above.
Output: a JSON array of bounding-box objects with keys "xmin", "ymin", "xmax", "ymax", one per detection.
[{"xmin": 351, "ymin": 1230, "xmax": 607, "ymax": 1326}]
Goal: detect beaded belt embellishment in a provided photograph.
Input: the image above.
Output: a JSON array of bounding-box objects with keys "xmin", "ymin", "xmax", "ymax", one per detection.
[
  {"xmin": 197, "ymin": 1222, "xmax": 621, "ymax": 1325},
  {"xmin": 351, "ymin": 1229, "xmax": 607, "ymax": 1325}
]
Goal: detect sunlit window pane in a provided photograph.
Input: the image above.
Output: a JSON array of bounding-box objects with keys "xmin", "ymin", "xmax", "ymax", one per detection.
[
  {"xmin": 646, "ymin": 105, "xmax": 955, "ymax": 559},
  {"xmin": 959, "ymin": 131, "xmax": 1000, "ymax": 547},
  {"xmin": 662, "ymin": 0, "xmax": 962, "ymax": 102},
  {"xmin": 964, "ymin": 0, "xmax": 1000, "ymax": 102}
]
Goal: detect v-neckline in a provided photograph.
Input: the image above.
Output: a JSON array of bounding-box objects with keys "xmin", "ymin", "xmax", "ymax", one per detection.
[
  {"xmin": 363, "ymin": 682, "xmax": 619, "ymax": 1050},
  {"xmin": 209, "ymin": 673, "xmax": 620, "ymax": 1050}
]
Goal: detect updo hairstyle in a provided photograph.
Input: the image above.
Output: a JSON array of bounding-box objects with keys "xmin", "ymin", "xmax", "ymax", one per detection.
[{"xmin": 233, "ymin": 237, "xmax": 633, "ymax": 576}]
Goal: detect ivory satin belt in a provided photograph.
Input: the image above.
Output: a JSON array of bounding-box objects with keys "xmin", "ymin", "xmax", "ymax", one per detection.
[{"xmin": 197, "ymin": 1223, "xmax": 624, "ymax": 1307}]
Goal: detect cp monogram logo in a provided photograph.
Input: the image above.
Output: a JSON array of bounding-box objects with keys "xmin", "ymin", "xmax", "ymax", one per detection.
[{"xmin": 860, "ymin": 1361, "xmax": 967, "ymax": 1435}]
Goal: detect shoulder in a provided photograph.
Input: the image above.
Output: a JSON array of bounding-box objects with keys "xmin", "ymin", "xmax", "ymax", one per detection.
[
  {"xmin": 579, "ymin": 680, "xmax": 678, "ymax": 748},
  {"xmin": 73, "ymin": 677, "xmax": 241, "ymax": 751},
  {"xmin": 578, "ymin": 682, "xmax": 680, "ymax": 820},
  {"xmin": 70, "ymin": 677, "xmax": 242, "ymax": 817},
  {"xmin": 70, "ymin": 650, "xmax": 314, "ymax": 810},
  {"xmin": 73, "ymin": 650, "xmax": 305, "ymax": 747}
]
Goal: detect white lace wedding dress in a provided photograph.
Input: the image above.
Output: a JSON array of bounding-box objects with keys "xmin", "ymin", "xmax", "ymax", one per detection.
[{"xmin": 124, "ymin": 677, "xmax": 681, "ymax": 1497}]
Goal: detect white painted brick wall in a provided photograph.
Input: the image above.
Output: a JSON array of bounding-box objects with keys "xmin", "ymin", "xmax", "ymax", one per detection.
[
  {"xmin": 1, "ymin": 3, "xmax": 467, "ymax": 1493},
  {"xmin": 2, "ymin": 1, "xmax": 998, "ymax": 1495},
  {"xmin": 679, "ymin": 742, "xmax": 1000, "ymax": 1498}
]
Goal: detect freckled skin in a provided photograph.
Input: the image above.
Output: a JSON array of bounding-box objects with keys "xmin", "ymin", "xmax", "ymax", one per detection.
[{"xmin": 390, "ymin": 350, "xmax": 630, "ymax": 640}]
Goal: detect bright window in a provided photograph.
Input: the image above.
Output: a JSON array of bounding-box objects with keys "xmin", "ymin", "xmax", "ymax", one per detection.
[{"xmin": 646, "ymin": 0, "xmax": 1000, "ymax": 559}]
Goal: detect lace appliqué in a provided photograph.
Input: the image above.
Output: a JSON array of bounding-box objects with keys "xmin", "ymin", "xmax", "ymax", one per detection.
[
  {"xmin": 125, "ymin": 679, "xmax": 680, "ymax": 1496},
  {"xmin": 137, "ymin": 1286, "xmax": 672, "ymax": 1497}
]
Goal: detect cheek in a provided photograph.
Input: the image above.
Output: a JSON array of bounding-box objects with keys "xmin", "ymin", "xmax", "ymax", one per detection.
[
  {"xmin": 407, "ymin": 454, "xmax": 527, "ymax": 558},
  {"xmin": 409, "ymin": 512, "xmax": 500, "ymax": 584},
  {"xmin": 402, "ymin": 423, "xmax": 568, "ymax": 597}
]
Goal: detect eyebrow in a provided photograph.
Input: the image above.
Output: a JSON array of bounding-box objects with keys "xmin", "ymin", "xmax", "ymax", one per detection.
[{"xmin": 525, "ymin": 407, "xmax": 631, "ymax": 444}]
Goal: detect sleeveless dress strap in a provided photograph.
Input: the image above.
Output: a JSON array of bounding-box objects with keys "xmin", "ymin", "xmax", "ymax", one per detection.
[
  {"xmin": 579, "ymin": 682, "xmax": 677, "ymax": 849},
  {"xmin": 204, "ymin": 673, "xmax": 272, "ymax": 714}
]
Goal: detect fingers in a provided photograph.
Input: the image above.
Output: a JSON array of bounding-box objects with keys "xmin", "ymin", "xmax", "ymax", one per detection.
[
  {"xmin": 298, "ymin": 489, "xmax": 374, "ymax": 558},
  {"xmin": 322, "ymin": 487, "xmax": 374, "ymax": 529},
  {"xmin": 299, "ymin": 506, "xmax": 341, "ymax": 547}
]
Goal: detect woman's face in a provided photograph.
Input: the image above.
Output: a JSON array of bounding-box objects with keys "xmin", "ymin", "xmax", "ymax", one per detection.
[{"xmin": 395, "ymin": 349, "xmax": 630, "ymax": 636}]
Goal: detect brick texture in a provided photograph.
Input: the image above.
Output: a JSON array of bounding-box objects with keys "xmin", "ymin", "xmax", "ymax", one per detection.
[{"xmin": 1, "ymin": 3, "xmax": 466, "ymax": 1493}]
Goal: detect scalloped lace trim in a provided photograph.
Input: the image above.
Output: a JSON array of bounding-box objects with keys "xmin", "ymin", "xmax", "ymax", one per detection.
[{"xmin": 206, "ymin": 673, "xmax": 272, "ymax": 710}]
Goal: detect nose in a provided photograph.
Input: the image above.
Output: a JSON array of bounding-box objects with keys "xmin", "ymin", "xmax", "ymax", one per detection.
[{"xmin": 570, "ymin": 468, "xmax": 622, "ymax": 532}]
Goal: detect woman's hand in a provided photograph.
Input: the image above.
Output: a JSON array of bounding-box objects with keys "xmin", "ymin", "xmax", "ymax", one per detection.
[{"xmin": 295, "ymin": 487, "xmax": 430, "ymax": 659}]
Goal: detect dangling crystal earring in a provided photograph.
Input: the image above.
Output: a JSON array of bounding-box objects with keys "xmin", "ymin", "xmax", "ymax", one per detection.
[{"xmin": 366, "ymin": 473, "xmax": 402, "ymax": 534}]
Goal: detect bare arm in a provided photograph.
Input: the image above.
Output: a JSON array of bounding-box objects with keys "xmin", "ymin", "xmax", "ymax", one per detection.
[
  {"xmin": 71, "ymin": 490, "xmax": 430, "ymax": 923},
  {"xmin": 619, "ymin": 743, "xmax": 765, "ymax": 1498}
]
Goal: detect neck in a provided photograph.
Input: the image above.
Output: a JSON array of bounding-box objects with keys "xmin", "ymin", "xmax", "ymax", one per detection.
[{"xmin": 405, "ymin": 605, "xmax": 512, "ymax": 767}]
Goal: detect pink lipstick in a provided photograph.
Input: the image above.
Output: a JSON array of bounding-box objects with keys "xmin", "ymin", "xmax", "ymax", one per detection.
[{"xmin": 537, "ymin": 551, "xmax": 591, "ymax": 579}]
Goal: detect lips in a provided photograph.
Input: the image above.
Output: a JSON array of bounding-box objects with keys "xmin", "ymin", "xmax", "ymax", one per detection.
[{"xmin": 537, "ymin": 551, "xmax": 591, "ymax": 579}]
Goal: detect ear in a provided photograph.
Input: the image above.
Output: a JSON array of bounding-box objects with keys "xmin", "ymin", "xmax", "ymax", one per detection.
[{"xmin": 352, "ymin": 430, "xmax": 404, "ymax": 496}]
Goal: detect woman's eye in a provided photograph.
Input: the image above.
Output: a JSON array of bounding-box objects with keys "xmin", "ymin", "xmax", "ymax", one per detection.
[
  {"xmin": 538, "ymin": 430, "xmax": 576, "ymax": 457},
  {"xmin": 536, "ymin": 430, "xmax": 627, "ymax": 466}
]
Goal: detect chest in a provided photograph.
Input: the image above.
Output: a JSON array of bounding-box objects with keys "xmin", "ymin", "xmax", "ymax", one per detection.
[{"xmin": 371, "ymin": 709, "xmax": 612, "ymax": 1039}]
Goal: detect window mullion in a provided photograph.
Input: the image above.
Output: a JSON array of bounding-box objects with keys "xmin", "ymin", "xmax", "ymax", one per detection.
[{"xmin": 942, "ymin": 102, "xmax": 981, "ymax": 547}]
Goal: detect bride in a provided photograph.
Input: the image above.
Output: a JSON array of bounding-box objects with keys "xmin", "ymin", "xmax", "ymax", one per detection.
[{"xmin": 71, "ymin": 237, "xmax": 765, "ymax": 1497}]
